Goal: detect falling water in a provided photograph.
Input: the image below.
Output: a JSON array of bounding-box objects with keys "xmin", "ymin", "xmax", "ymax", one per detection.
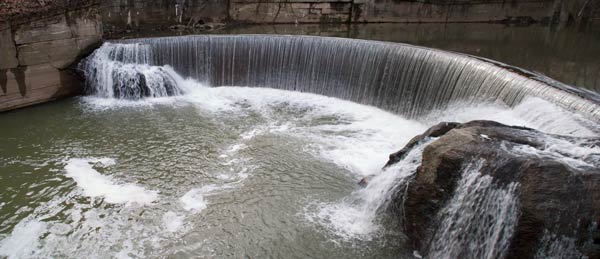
[
  {"xmin": 79, "ymin": 35, "xmax": 600, "ymax": 122},
  {"xmin": 68, "ymin": 35, "xmax": 600, "ymax": 258},
  {"xmin": 306, "ymin": 139, "xmax": 434, "ymax": 240},
  {"xmin": 79, "ymin": 43, "xmax": 188, "ymax": 99},
  {"xmin": 426, "ymin": 161, "xmax": 520, "ymax": 259},
  {"xmin": 534, "ymin": 230, "xmax": 585, "ymax": 259}
]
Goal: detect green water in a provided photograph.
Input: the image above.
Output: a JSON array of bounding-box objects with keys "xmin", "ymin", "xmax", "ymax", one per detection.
[{"xmin": 0, "ymin": 87, "xmax": 427, "ymax": 258}]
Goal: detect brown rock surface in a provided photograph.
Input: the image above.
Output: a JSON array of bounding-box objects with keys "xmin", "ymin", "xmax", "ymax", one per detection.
[
  {"xmin": 387, "ymin": 120, "xmax": 600, "ymax": 258},
  {"xmin": 0, "ymin": 4, "xmax": 101, "ymax": 112}
]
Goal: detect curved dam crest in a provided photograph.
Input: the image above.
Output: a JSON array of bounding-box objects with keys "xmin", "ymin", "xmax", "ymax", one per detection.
[
  {"xmin": 81, "ymin": 35, "xmax": 600, "ymax": 124},
  {"xmin": 1, "ymin": 33, "xmax": 599, "ymax": 258}
]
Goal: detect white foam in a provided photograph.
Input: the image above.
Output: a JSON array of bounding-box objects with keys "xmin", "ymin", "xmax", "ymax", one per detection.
[
  {"xmin": 184, "ymin": 86, "xmax": 428, "ymax": 177},
  {"xmin": 180, "ymin": 185, "xmax": 216, "ymax": 212},
  {"xmin": 421, "ymin": 97, "xmax": 597, "ymax": 137},
  {"xmin": 114, "ymin": 240, "xmax": 143, "ymax": 259},
  {"xmin": 305, "ymin": 139, "xmax": 433, "ymax": 241},
  {"xmin": 162, "ymin": 211, "xmax": 184, "ymax": 233},
  {"xmin": 80, "ymin": 70, "xmax": 596, "ymax": 180},
  {"xmin": 506, "ymin": 136, "xmax": 600, "ymax": 169},
  {"xmin": 64, "ymin": 158, "xmax": 158, "ymax": 205},
  {"xmin": 0, "ymin": 218, "xmax": 46, "ymax": 259}
]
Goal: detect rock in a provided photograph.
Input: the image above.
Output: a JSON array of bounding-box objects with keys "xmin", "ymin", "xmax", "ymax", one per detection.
[
  {"xmin": 358, "ymin": 175, "xmax": 373, "ymax": 187},
  {"xmin": 0, "ymin": 64, "xmax": 82, "ymax": 111},
  {"xmin": 0, "ymin": 22, "xmax": 19, "ymax": 70},
  {"xmin": 0, "ymin": 6, "xmax": 101, "ymax": 111},
  {"xmin": 13, "ymin": 15, "xmax": 73, "ymax": 44},
  {"xmin": 387, "ymin": 120, "xmax": 600, "ymax": 259},
  {"xmin": 17, "ymin": 38, "xmax": 80, "ymax": 68},
  {"xmin": 385, "ymin": 122, "xmax": 459, "ymax": 167}
]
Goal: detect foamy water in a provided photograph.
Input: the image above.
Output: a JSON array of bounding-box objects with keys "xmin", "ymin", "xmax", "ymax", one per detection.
[
  {"xmin": 305, "ymin": 139, "xmax": 434, "ymax": 241},
  {"xmin": 2, "ymin": 72, "xmax": 598, "ymax": 258},
  {"xmin": 76, "ymin": 75, "xmax": 599, "ymax": 242},
  {"xmin": 0, "ymin": 219, "xmax": 47, "ymax": 259},
  {"xmin": 180, "ymin": 184, "xmax": 234, "ymax": 213},
  {"xmin": 65, "ymin": 158, "xmax": 158, "ymax": 205}
]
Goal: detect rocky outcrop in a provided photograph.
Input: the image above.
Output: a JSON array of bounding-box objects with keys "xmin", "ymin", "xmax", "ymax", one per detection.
[
  {"xmin": 0, "ymin": 5, "xmax": 102, "ymax": 112},
  {"xmin": 387, "ymin": 120, "xmax": 600, "ymax": 258}
]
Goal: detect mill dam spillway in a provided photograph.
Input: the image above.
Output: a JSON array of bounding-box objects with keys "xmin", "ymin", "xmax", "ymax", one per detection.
[{"xmin": 0, "ymin": 34, "xmax": 599, "ymax": 259}]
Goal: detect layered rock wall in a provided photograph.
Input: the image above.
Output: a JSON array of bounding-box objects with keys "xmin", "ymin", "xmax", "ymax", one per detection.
[{"xmin": 0, "ymin": 6, "xmax": 102, "ymax": 112}]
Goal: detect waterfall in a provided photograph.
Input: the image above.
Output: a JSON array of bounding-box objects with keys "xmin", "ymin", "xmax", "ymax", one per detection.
[
  {"xmin": 313, "ymin": 139, "xmax": 522, "ymax": 259},
  {"xmin": 534, "ymin": 230, "xmax": 585, "ymax": 259},
  {"xmin": 426, "ymin": 161, "xmax": 520, "ymax": 259},
  {"xmin": 73, "ymin": 35, "xmax": 598, "ymax": 256},
  {"xmin": 79, "ymin": 43, "xmax": 187, "ymax": 99},
  {"xmin": 307, "ymin": 138, "xmax": 434, "ymax": 239},
  {"xmin": 79, "ymin": 35, "xmax": 600, "ymax": 123}
]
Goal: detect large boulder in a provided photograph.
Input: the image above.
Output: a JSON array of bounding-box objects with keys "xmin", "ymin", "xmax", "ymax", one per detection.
[{"xmin": 387, "ymin": 120, "xmax": 599, "ymax": 259}]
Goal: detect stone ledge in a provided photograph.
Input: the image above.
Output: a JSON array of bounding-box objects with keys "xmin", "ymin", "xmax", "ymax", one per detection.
[
  {"xmin": 0, "ymin": 5, "xmax": 100, "ymax": 112},
  {"xmin": 0, "ymin": 64, "xmax": 81, "ymax": 112}
]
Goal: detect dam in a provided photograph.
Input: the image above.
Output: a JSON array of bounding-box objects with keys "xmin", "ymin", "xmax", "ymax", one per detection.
[
  {"xmin": 1, "ymin": 33, "xmax": 598, "ymax": 258},
  {"xmin": 1, "ymin": 1, "xmax": 600, "ymax": 258}
]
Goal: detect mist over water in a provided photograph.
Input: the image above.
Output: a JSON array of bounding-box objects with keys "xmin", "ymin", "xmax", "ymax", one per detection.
[{"xmin": 2, "ymin": 37, "xmax": 599, "ymax": 258}]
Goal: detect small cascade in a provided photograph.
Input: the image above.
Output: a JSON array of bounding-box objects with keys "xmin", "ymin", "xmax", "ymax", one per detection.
[
  {"xmin": 309, "ymin": 139, "xmax": 434, "ymax": 239},
  {"xmin": 426, "ymin": 161, "xmax": 520, "ymax": 259},
  {"xmin": 534, "ymin": 230, "xmax": 585, "ymax": 259},
  {"xmin": 79, "ymin": 43, "xmax": 187, "ymax": 99}
]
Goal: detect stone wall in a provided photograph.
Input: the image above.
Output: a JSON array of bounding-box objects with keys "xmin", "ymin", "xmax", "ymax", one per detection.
[
  {"xmin": 230, "ymin": 0, "xmax": 354, "ymax": 24},
  {"xmin": 356, "ymin": 0, "xmax": 556, "ymax": 23},
  {"xmin": 227, "ymin": 0, "xmax": 598, "ymax": 25},
  {"xmin": 100, "ymin": 0, "xmax": 599, "ymax": 33},
  {"xmin": 102, "ymin": 0, "xmax": 229, "ymax": 36},
  {"xmin": 0, "ymin": 6, "xmax": 102, "ymax": 112}
]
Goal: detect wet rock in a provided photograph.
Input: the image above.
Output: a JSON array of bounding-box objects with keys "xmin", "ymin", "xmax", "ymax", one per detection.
[
  {"xmin": 358, "ymin": 175, "xmax": 373, "ymax": 187},
  {"xmin": 387, "ymin": 120, "xmax": 600, "ymax": 259}
]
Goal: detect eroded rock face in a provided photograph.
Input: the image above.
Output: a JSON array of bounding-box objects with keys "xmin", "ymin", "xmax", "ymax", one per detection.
[
  {"xmin": 0, "ymin": 5, "xmax": 101, "ymax": 112},
  {"xmin": 387, "ymin": 120, "xmax": 600, "ymax": 259}
]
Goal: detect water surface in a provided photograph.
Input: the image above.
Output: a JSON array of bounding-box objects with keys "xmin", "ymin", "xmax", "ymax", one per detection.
[{"xmin": 0, "ymin": 81, "xmax": 595, "ymax": 258}]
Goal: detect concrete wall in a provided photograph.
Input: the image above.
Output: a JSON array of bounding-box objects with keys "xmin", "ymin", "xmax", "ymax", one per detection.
[{"xmin": 0, "ymin": 7, "xmax": 102, "ymax": 112}]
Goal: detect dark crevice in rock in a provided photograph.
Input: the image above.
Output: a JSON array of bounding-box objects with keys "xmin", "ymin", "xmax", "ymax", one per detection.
[
  {"xmin": 0, "ymin": 69, "xmax": 7, "ymax": 95},
  {"xmin": 10, "ymin": 66, "xmax": 27, "ymax": 97}
]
